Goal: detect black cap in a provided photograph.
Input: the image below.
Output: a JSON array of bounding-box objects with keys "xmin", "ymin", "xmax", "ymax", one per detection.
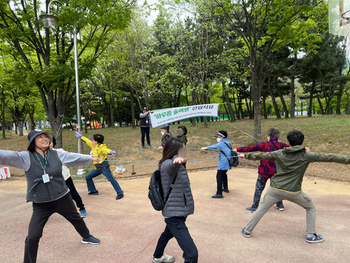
[
  {"xmin": 213, "ymin": 132, "xmax": 225, "ymax": 138},
  {"xmin": 27, "ymin": 129, "xmax": 53, "ymax": 145},
  {"xmin": 143, "ymin": 107, "xmax": 148, "ymax": 111},
  {"xmin": 160, "ymin": 124, "xmax": 169, "ymax": 130}
]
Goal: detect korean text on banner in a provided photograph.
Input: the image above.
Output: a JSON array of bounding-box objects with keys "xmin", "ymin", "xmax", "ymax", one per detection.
[
  {"xmin": 0, "ymin": 167, "xmax": 11, "ymax": 180},
  {"xmin": 149, "ymin": 104, "xmax": 220, "ymax": 128}
]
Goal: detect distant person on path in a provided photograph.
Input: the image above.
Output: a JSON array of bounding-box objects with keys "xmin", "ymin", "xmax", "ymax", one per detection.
[
  {"xmin": 0, "ymin": 129, "xmax": 100, "ymax": 263},
  {"xmin": 177, "ymin": 126, "xmax": 188, "ymax": 168},
  {"xmin": 50, "ymin": 136, "xmax": 87, "ymax": 218},
  {"xmin": 158, "ymin": 124, "xmax": 173, "ymax": 150},
  {"xmin": 75, "ymin": 132, "xmax": 124, "ymax": 200},
  {"xmin": 152, "ymin": 138, "xmax": 198, "ymax": 263},
  {"xmin": 201, "ymin": 131, "xmax": 232, "ymax": 198},
  {"xmin": 140, "ymin": 107, "xmax": 152, "ymax": 149},
  {"xmin": 240, "ymin": 130, "xmax": 350, "ymax": 243},
  {"xmin": 234, "ymin": 128, "xmax": 289, "ymax": 212}
]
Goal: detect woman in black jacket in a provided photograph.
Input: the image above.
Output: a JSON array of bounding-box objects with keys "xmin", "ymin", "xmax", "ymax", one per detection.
[{"xmin": 152, "ymin": 138, "xmax": 198, "ymax": 263}]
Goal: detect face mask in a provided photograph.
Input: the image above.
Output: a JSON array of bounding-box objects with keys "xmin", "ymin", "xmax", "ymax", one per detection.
[
  {"xmin": 217, "ymin": 138, "xmax": 221, "ymax": 143},
  {"xmin": 161, "ymin": 132, "xmax": 165, "ymax": 136}
]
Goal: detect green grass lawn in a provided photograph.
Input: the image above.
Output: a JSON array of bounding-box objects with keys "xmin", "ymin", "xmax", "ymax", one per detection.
[{"xmin": 1, "ymin": 115, "xmax": 350, "ymax": 181}]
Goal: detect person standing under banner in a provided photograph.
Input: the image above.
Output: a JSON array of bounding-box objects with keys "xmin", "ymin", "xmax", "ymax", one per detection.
[{"xmin": 140, "ymin": 107, "xmax": 152, "ymax": 149}]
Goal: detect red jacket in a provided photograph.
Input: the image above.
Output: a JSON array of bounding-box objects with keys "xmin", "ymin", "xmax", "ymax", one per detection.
[{"xmin": 236, "ymin": 140, "xmax": 289, "ymax": 178}]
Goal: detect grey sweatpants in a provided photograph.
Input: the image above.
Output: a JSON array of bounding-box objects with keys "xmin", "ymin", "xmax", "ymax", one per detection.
[{"xmin": 245, "ymin": 186, "xmax": 316, "ymax": 234}]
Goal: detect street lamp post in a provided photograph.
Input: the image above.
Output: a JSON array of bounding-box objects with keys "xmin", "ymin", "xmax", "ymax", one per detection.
[{"xmin": 40, "ymin": 0, "xmax": 85, "ymax": 176}]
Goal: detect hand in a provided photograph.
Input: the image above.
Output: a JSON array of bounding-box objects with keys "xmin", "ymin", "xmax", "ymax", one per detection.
[
  {"xmin": 158, "ymin": 146, "xmax": 163, "ymax": 150},
  {"xmin": 305, "ymin": 147, "xmax": 311, "ymax": 152},
  {"xmin": 92, "ymin": 157, "xmax": 100, "ymax": 162},
  {"xmin": 200, "ymin": 147, "xmax": 207, "ymax": 150},
  {"xmin": 239, "ymin": 153, "xmax": 245, "ymax": 159},
  {"xmin": 75, "ymin": 131, "xmax": 82, "ymax": 138},
  {"xmin": 110, "ymin": 151, "xmax": 116, "ymax": 155},
  {"xmin": 173, "ymin": 157, "xmax": 187, "ymax": 164},
  {"xmin": 233, "ymin": 148, "xmax": 238, "ymax": 152}
]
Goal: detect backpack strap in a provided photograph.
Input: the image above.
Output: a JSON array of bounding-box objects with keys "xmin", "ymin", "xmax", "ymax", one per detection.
[
  {"xmin": 270, "ymin": 140, "xmax": 278, "ymax": 151},
  {"xmin": 164, "ymin": 172, "xmax": 178, "ymax": 202},
  {"xmin": 223, "ymin": 142, "xmax": 232, "ymax": 150}
]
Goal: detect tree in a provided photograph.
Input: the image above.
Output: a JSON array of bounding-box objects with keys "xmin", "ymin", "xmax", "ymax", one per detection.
[{"xmin": 0, "ymin": 0, "xmax": 134, "ymax": 147}]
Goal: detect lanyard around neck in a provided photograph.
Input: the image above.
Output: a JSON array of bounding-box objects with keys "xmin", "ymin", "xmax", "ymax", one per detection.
[{"xmin": 34, "ymin": 151, "xmax": 50, "ymax": 173}]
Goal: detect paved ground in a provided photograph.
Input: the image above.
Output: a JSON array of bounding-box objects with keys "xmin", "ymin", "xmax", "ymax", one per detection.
[{"xmin": 0, "ymin": 168, "xmax": 349, "ymax": 263}]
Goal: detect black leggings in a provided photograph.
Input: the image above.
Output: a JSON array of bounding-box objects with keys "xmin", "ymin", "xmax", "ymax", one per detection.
[
  {"xmin": 24, "ymin": 193, "xmax": 90, "ymax": 263},
  {"xmin": 65, "ymin": 177, "xmax": 85, "ymax": 211}
]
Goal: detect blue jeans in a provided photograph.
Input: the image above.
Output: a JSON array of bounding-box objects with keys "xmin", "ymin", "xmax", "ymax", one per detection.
[
  {"xmin": 85, "ymin": 167, "xmax": 123, "ymax": 194},
  {"xmin": 252, "ymin": 174, "xmax": 282, "ymax": 208},
  {"xmin": 154, "ymin": 217, "xmax": 198, "ymax": 263}
]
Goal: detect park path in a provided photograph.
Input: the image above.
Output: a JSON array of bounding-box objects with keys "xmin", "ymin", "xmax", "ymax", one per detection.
[{"xmin": 0, "ymin": 168, "xmax": 349, "ymax": 263}]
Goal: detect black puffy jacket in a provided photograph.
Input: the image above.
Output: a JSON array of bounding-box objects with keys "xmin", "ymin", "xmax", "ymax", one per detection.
[{"xmin": 160, "ymin": 156, "xmax": 194, "ymax": 217}]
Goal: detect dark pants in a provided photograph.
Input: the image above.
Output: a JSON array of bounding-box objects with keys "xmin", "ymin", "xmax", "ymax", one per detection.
[
  {"xmin": 24, "ymin": 193, "xmax": 90, "ymax": 263},
  {"xmin": 154, "ymin": 217, "xmax": 198, "ymax": 263},
  {"xmin": 216, "ymin": 170, "xmax": 228, "ymax": 195},
  {"xmin": 252, "ymin": 174, "xmax": 283, "ymax": 208},
  {"xmin": 65, "ymin": 177, "xmax": 85, "ymax": 211},
  {"xmin": 140, "ymin": 127, "xmax": 150, "ymax": 146}
]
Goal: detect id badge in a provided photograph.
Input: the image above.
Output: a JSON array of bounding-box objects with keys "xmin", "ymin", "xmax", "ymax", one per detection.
[{"xmin": 42, "ymin": 174, "xmax": 50, "ymax": 183}]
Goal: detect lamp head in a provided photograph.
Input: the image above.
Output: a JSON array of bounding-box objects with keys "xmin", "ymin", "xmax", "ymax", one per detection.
[{"xmin": 40, "ymin": 14, "xmax": 59, "ymax": 28}]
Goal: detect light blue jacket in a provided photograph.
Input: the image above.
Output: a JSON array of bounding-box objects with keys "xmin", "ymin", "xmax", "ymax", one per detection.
[{"xmin": 206, "ymin": 138, "xmax": 232, "ymax": 170}]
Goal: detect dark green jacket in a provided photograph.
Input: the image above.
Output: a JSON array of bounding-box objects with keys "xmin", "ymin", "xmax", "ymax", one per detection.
[{"xmin": 244, "ymin": 145, "xmax": 350, "ymax": 192}]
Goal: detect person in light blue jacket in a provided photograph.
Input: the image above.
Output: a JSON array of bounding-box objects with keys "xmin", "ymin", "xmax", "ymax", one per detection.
[{"xmin": 201, "ymin": 130, "xmax": 232, "ymax": 198}]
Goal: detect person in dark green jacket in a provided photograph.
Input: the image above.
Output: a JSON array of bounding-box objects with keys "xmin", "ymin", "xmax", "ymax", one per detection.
[{"xmin": 240, "ymin": 130, "xmax": 350, "ymax": 243}]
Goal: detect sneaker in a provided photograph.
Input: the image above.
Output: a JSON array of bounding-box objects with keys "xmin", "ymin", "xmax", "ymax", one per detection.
[
  {"xmin": 246, "ymin": 207, "xmax": 257, "ymax": 213},
  {"xmin": 80, "ymin": 209, "xmax": 87, "ymax": 218},
  {"xmin": 211, "ymin": 194, "xmax": 223, "ymax": 198},
  {"xmin": 152, "ymin": 254, "xmax": 175, "ymax": 263},
  {"xmin": 276, "ymin": 205, "xmax": 284, "ymax": 211},
  {"xmin": 222, "ymin": 188, "xmax": 230, "ymax": 193},
  {"xmin": 142, "ymin": 145, "xmax": 145, "ymax": 149},
  {"xmin": 116, "ymin": 193, "xmax": 124, "ymax": 200},
  {"xmin": 306, "ymin": 234, "xmax": 324, "ymax": 243},
  {"xmin": 148, "ymin": 144, "xmax": 152, "ymax": 148},
  {"xmin": 241, "ymin": 227, "xmax": 251, "ymax": 238},
  {"xmin": 88, "ymin": 190, "xmax": 99, "ymax": 195},
  {"xmin": 82, "ymin": 235, "xmax": 100, "ymax": 245}
]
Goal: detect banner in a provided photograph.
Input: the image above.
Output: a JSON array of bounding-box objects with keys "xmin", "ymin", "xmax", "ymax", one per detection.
[
  {"xmin": 329, "ymin": 0, "xmax": 350, "ymax": 36},
  {"xmin": 149, "ymin": 104, "xmax": 220, "ymax": 128},
  {"xmin": 0, "ymin": 167, "xmax": 11, "ymax": 180}
]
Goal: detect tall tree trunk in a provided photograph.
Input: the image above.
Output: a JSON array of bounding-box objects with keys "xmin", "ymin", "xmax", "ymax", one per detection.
[
  {"xmin": 18, "ymin": 120, "xmax": 24, "ymax": 136},
  {"xmin": 274, "ymin": 77, "xmax": 289, "ymax": 118},
  {"xmin": 268, "ymin": 78, "xmax": 281, "ymax": 119},
  {"xmin": 308, "ymin": 79, "xmax": 315, "ymax": 117},
  {"xmin": 130, "ymin": 88, "xmax": 136, "ymax": 129},
  {"xmin": 316, "ymin": 96, "xmax": 324, "ymax": 115},
  {"xmin": 222, "ymin": 82, "xmax": 235, "ymax": 122},
  {"xmin": 336, "ymin": 83, "xmax": 344, "ymax": 114},
  {"xmin": 109, "ymin": 93, "xmax": 114, "ymax": 128},
  {"xmin": 263, "ymin": 96, "xmax": 268, "ymax": 119},
  {"xmin": 1, "ymin": 98, "xmax": 5, "ymax": 139},
  {"xmin": 290, "ymin": 53, "xmax": 297, "ymax": 118},
  {"xmin": 191, "ymin": 90, "xmax": 197, "ymax": 127}
]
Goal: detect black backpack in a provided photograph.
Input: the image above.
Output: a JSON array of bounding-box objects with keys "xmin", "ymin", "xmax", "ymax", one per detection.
[
  {"xmin": 220, "ymin": 142, "xmax": 239, "ymax": 168},
  {"xmin": 148, "ymin": 169, "xmax": 177, "ymax": 211}
]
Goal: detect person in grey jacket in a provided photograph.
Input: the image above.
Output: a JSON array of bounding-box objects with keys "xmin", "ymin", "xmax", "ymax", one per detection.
[
  {"xmin": 153, "ymin": 138, "xmax": 198, "ymax": 263},
  {"xmin": 0, "ymin": 129, "xmax": 100, "ymax": 263}
]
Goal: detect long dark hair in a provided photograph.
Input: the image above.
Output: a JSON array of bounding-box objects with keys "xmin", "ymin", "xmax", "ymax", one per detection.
[{"xmin": 159, "ymin": 137, "xmax": 184, "ymax": 166}]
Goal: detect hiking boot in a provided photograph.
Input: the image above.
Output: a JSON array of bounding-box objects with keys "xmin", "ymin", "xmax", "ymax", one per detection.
[
  {"xmin": 212, "ymin": 194, "xmax": 223, "ymax": 198},
  {"xmin": 276, "ymin": 205, "xmax": 285, "ymax": 211},
  {"xmin": 241, "ymin": 228, "xmax": 251, "ymax": 238},
  {"xmin": 80, "ymin": 209, "xmax": 87, "ymax": 218},
  {"xmin": 152, "ymin": 254, "xmax": 175, "ymax": 263},
  {"xmin": 116, "ymin": 193, "xmax": 124, "ymax": 200},
  {"xmin": 222, "ymin": 188, "xmax": 230, "ymax": 193},
  {"xmin": 88, "ymin": 190, "xmax": 99, "ymax": 195},
  {"xmin": 306, "ymin": 234, "xmax": 324, "ymax": 243},
  {"xmin": 246, "ymin": 207, "xmax": 257, "ymax": 213},
  {"xmin": 81, "ymin": 235, "xmax": 100, "ymax": 245}
]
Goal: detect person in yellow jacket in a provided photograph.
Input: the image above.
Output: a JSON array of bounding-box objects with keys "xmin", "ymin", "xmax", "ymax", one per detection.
[{"xmin": 75, "ymin": 132, "xmax": 124, "ymax": 200}]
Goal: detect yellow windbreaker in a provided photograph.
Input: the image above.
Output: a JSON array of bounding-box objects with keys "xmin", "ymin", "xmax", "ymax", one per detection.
[{"xmin": 81, "ymin": 136, "xmax": 112, "ymax": 164}]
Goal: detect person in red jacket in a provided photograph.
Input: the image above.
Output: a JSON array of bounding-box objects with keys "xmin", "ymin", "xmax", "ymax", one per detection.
[{"xmin": 234, "ymin": 128, "xmax": 289, "ymax": 212}]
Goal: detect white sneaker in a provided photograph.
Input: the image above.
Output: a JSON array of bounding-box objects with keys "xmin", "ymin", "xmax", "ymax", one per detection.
[{"xmin": 152, "ymin": 254, "xmax": 175, "ymax": 263}]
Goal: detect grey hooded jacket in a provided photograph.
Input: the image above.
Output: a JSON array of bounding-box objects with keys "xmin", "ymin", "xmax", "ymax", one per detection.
[{"xmin": 160, "ymin": 156, "xmax": 194, "ymax": 217}]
